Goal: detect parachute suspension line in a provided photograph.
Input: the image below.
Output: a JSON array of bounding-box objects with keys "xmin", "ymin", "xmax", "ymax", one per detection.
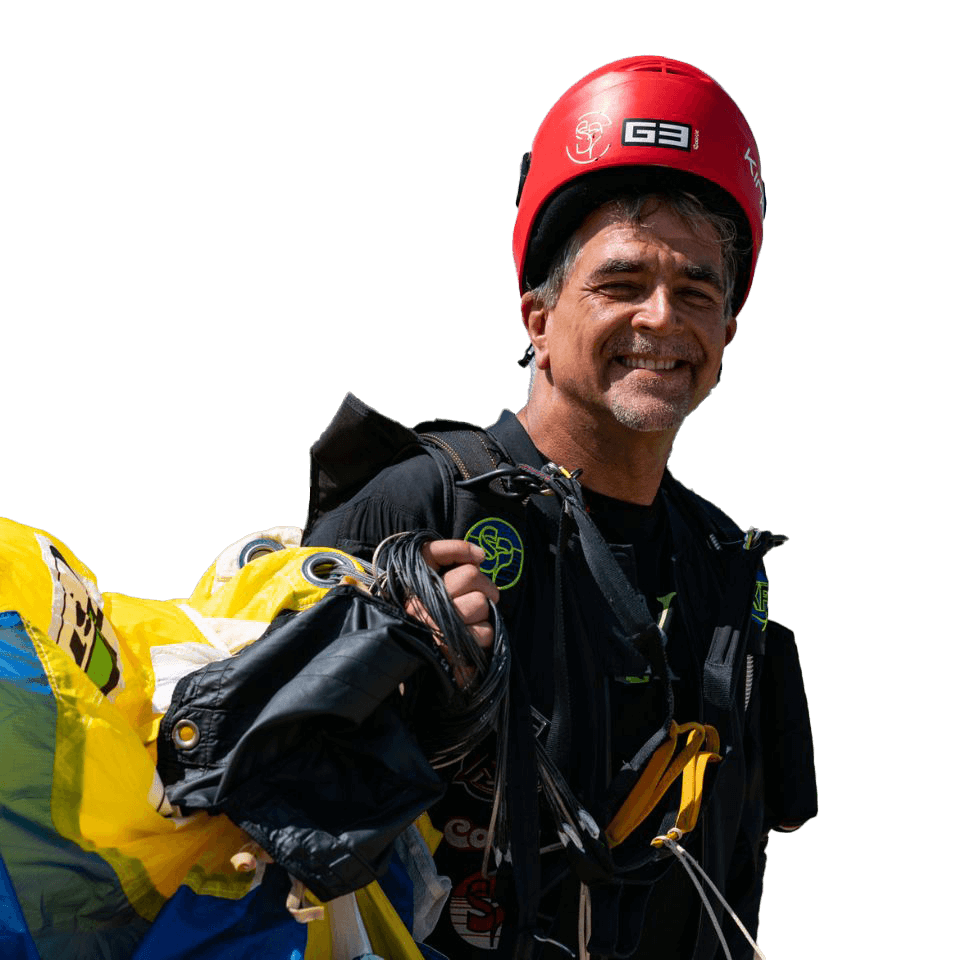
[
  {"xmin": 578, "ymin": 882, "xmax": 591, "ymax": 960},
  {"xmin": 371, "ymin": 530, "xmax": 511, "ymax": 769},
  {"xmin": 372, "ymin": 530, "xmax": 487, "ymax": 677},
  {"xmin": 482, "ymin": 682, "xmax": 510, "ymax": 878},
  {"xmin": 532, "ymin": 933, "xmax": 576, "ymax": 958},
  {"xmin": 651, "ymin": 832, "xmax": 767, "ymax": 960}
]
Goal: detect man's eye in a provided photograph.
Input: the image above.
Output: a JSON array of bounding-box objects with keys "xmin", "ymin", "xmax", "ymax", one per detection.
[{"xmin": 682, "ymin": 287, "xmax": 720, "ymax": 306}]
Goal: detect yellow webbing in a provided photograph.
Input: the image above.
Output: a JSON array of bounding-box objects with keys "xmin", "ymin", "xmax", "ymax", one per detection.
[{"xmin": 605, "ymin": 721, "xmax": 721, "ymax": 848}]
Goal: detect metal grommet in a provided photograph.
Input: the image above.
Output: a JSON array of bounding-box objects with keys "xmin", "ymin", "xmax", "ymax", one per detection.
[
  {"xmin": 172, "ymin": 719, "xmax": 200, "ymax": 751},
  {"xmin": 238, "ymin": 538, "xmax": 285, "ymax": 568},
  {"xmin": 301, "ymin": 551, "xmax": 351, "ymax": 587}
]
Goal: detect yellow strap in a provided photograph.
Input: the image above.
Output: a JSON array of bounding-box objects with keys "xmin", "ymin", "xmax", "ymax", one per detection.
[
  {"xmin": 605, "ymin": 722, "xmax": 679, "ymax": 846},
  {"xmin": 414, "ymin": 812, "xmax": 443, "ymax": 855},
  {"xmin": 303, "ymin": 881, "xmax": 426, "ymax": 960},
  {"xmin": 675, "ymin": 725, "xmax": 720, "ymax": 834},
  {"xmin": 606, "ymin": 722, "xmax": 721, "ymax": 848}
]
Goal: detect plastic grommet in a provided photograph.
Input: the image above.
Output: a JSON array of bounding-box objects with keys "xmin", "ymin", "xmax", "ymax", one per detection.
[{"xmin": 172, "ymin": 719, "xmax": 200, "ymax": 751}]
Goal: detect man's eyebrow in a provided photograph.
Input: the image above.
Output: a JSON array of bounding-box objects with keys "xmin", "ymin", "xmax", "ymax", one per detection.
[
  {"xmin": 586, "ymin": 258, "xmax": 725, "ymax": 293},
  {"xmin": 680, "ymin": 263, "xmax": 724, "ymax": 292},
  {"xmin": 585, "ymin": 258, "xmax": 647, "ymax": 281}
]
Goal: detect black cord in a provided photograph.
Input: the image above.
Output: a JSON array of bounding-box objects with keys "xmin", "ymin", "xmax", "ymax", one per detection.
[
  {"xmin": 372, "ymin": 530, "xmax": 486, "ymax": 676},
  {"xmin": 370, "ymin": 531, "xmax": 511, "ymax": 768}
]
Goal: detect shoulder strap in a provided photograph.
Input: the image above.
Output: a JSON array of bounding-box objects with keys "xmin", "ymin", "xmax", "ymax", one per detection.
[
  {"xmin": 662, "ymin": 472, "xmax": 786, "ymax": 722},
  {"xmin": 416, "ymin": 420, "xmax": 521, "ymax": 540},
  {"xmin": 417, "ymin": 420, "xmax": 508, "ymax": 478},
  {"xmin": 412, "ymin": 423, "xmax": 544, "ymax": 957}
]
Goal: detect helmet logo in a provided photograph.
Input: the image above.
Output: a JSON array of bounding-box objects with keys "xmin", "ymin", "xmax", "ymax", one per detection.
[
  {"xmin": 566, "ymin": 111, "xmax": 612, "ymax": 164},
  {"xmin": 744, "ymin": 147, "xmax": 766, "ymax": 217},
  {"xmin": 621, "ymin": 118, "xmax": 692, "ymax": 151}
]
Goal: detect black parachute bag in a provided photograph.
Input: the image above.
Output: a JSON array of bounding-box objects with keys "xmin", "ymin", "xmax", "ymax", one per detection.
[{"xmin": 157, "ymin": 538, "xmax": 511, "ymax": 904}]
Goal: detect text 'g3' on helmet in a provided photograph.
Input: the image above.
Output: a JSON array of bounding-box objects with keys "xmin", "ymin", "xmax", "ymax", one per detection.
[{"xmin": 514, "ymin": 56, "xmax": 766, "ymax": 317}]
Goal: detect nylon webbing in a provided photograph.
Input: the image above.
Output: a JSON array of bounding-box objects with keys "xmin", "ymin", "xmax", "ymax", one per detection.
[{"xmin": 605, "ymin": 721, "xmax": 721, "ymax": 847}]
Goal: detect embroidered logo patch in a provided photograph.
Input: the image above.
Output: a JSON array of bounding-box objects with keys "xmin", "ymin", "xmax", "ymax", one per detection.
[
  {"xmin": 464, "ymin": 517, "xmax": 524, "ymax": 590},
  {"xmin": 752, "ymin": 573, "xmax": 769, "ymax": 630}
]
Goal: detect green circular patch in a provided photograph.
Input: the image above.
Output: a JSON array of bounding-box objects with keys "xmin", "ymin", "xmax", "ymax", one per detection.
[{"xmin": 464, "ymin": 517, "xmax": 524, "ymax": 590}]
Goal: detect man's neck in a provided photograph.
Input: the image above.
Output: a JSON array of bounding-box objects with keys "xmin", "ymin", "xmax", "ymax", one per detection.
[{"xmin": 516, "ymin": 401, "xmax": 675, "ymax": 506}]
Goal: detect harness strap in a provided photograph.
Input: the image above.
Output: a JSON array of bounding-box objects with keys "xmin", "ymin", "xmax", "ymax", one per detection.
[
  {"xmin": 605, "ymin": 721, "xmax": 721, "ymax": 848},
  {"xmin": 416, "ymin": 426, "xmax": 542, "ymax": 959},
  {"xmin": 419, "ymin": 428, "xmax": 501, "ymax": 480},
  {"xmin": 545, "ymin": 501, "xmax": 576, "ymax": 779}
]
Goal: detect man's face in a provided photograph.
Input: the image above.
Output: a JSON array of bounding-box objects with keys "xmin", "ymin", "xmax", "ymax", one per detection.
[{"xmin": 529, "ymin": 201, "xmax": 736, "ymax": 435}]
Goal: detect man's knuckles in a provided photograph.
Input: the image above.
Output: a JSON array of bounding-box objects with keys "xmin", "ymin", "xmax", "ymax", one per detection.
[
  {"xmin": 451, "ymin": 590, "xmax": 494, "ymax": 625},
  {"xmin": 442, "ymin": 564, "xmax": 499, "ymax": 603}
]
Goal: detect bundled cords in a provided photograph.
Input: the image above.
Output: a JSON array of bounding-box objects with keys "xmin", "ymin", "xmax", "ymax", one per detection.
[
  {"xmin": 370, "ymin": 531, "xmax": 511, "ymax": 770},
  {"xmin": 372, "ymin": 531, "xmax": 488, "ymax": 680},
  {"xmin": 369, "ymin": 529, "xmax": 575, "ymax": 956}
]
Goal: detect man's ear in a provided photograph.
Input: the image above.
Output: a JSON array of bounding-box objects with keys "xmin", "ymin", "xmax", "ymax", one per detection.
[
  {"xmin": 724, "ymin": 315, "xmax": 738, "ymax": 346},
  {"xmin": 521, "ymin": 291, "xmax": 550, "ymax": 370}
]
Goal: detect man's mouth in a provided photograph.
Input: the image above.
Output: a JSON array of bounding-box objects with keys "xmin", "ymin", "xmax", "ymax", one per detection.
[{"xmin": 615, "ymin": 356, "xmax": 682, "ymax": 371}]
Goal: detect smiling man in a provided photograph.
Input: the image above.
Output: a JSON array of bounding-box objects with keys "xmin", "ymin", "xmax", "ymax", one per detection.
[
  {"xmin": 519, "ymin": 198, "xmax": 736, "ymax": 505},
  {"xmin": 304, "ymin": 56, "xmax": 817, "ymax": 960}
]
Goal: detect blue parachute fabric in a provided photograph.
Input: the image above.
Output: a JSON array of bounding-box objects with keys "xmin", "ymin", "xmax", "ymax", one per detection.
[
  {"xmin": 379, "ymin": 850, "xmax": 415, "ymax": 934},
  {"xmin": 378, "ymin": 848, "xmax": 450, "ymax": 960},
  {"xmin": 0, "ymin": 853, "xmax": 40, "ymax": 960},
  {"xmin": 130, "ymin": 864, "xmax": 307, "ymax": 960}
]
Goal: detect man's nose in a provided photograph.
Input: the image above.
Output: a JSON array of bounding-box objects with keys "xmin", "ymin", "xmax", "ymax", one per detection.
[{"xmin": 631, "ymin": 284, "xmax": 679, "ymax": 333}]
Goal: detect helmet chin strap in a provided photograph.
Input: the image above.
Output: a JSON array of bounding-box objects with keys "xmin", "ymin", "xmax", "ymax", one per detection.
[{"xmin": 516, "ymin": 152, "xmax": 532, "ymax": 207}]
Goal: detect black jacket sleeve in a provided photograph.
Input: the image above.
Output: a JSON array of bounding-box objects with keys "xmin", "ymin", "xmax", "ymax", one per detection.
[{"xmin": 761, "ymin": 620, "xmax": 818, "ymax": 831}]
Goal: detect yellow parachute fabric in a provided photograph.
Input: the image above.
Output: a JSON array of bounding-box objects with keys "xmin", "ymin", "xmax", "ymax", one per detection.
[{"xmin": 0, "ymin": 517, "xmax": 430, "ymax": 960}]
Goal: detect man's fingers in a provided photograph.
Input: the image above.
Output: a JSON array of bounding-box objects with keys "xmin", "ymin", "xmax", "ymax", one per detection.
[
  {"xmin": 467, "ymin": 622, "xmax": 494, "ymax": 651},
  {"xmin": 403, "ymin": 538, "xmax": 499, "ymax": 687},
  {"xmin": 406, "ymin": 587, "xmax": 492, "ymax": 638},
  {"xmin": 451, "ymin": 590, "xmax": 493, "ymax": 625},
  {"xmin": 420, "ymin": 539, "xmax": 486, "ymax": 571},
  {"xmin": 442, "ymin": 563, "xmax": 499, "ymax": 606}
]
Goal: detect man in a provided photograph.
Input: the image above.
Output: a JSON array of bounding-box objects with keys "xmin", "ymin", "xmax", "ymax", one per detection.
[{"xmin": 304, "ymin": 56, "xmax": 816, "ymax": 960}]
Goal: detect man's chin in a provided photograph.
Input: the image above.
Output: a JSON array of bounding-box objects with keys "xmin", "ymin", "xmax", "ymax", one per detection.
[
  {"xmin": 609, "ymin": 396, "xmax": 691, "ymax": 433},
  {"xmin": 611, "ymin": 404, "xmax": 687, "ymax": 433}
]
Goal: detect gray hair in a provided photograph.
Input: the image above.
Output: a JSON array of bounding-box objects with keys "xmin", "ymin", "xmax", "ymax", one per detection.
[
  {"xmin": 521, "ymin": 190, "xmax": 749, "ymax": 392},
  {"xmin": 526, "ymin": 191, "xmax": 741, "ymax": 319}
]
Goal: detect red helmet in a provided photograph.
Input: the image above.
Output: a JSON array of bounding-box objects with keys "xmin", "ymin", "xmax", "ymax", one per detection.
[{"xmin": 514, "ymin": 56, "xmax": 766, "ymax": 316}]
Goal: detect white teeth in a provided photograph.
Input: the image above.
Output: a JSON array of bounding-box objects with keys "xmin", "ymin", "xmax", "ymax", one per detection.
[{"xmin": 619, "ymin": 357, "xmax": 678, "ymax": 371}]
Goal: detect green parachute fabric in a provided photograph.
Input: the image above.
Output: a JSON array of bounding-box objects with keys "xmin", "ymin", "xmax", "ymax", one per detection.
[{"xmin": 0, "ymin": 518, "xmax": 442, "ymax": 960}]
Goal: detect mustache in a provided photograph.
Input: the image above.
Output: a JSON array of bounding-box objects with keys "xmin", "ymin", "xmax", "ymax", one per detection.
[{"xmin": 605, "ymin": 336, "xmax": 705, "ymax": 365}]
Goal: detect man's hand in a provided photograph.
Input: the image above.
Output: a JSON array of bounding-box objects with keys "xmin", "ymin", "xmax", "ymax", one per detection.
[{"xmin": 407, "ymin": 539, "xmax": 499, "ymax": 687}]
